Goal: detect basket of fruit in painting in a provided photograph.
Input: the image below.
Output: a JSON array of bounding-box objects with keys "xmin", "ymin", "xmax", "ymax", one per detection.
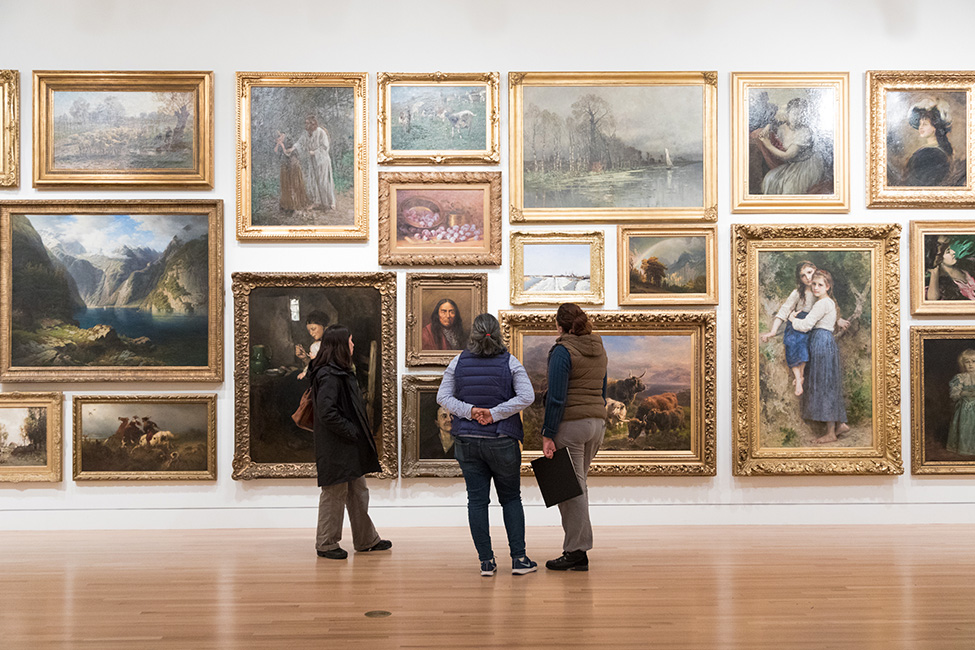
[{"xmin": 398, "ymin": 196, "xmax": 484, "ymax": 244}]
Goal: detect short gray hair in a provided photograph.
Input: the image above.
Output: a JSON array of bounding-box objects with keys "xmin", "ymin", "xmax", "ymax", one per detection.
[{"xmin": 466, "ymin": 313, "xmax": 507, "ymax": 357}]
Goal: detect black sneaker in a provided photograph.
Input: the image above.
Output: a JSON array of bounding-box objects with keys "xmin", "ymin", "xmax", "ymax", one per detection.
[
  {"xmin": 317, "ymin": 547, "xmax": 348, "ymax": 560},
  {"xmin": 360, "ymin": 539, "xmax": 392, "ymax": 552},
  {"xmin": 545, "ymin": 550, "xmax": 588, "ymax": 571}
]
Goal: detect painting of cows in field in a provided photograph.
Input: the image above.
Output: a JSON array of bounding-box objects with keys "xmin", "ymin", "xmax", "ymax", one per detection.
[{"xmin": 389, "ymin": 85, "xmax": 488, "ymax": 152}]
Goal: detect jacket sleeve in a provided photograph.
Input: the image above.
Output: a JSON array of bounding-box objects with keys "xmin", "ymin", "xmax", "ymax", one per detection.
[{"xmin": 316, "ymin": 373, "xmax": 361, "ymax": 442}]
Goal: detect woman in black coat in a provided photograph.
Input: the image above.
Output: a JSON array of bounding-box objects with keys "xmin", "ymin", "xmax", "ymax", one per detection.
[{"xmin": 310, "ymin": 324, "xmax": 391, "ymax": 560}]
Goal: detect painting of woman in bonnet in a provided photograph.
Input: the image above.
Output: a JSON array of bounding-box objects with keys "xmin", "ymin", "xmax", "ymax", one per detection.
[{"xmin": 888, "ymin": 95, "xmax": 966, "ymax": 187}]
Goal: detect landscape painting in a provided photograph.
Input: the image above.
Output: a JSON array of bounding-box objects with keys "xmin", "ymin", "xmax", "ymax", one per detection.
[
  {"xmin": 619, "ymin": 226, "xmax": 717, "ymax": 306},
  {"xmin": 510, "ymin": 230, "xmax": 603, "ymax": 305},
  {"xmin": 0, "ymin": 392, "xmax": 61, "ymax": 483},
  {"xmin": 73, "ymin": 395, "xmax": 215, "ymax": 480},
  {"xmin": 0, "ymin": 201, "xmax": 223, "ymax": 383}
]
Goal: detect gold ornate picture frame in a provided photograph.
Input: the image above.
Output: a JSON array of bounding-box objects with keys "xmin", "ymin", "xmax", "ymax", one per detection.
[
  {"xmin": 731, "ymin": 72, "xmax": 849, "ymax": 213},
  {"xmin": 73, "ymin": 394, "xmax": 216, "ymax": 481},
  {"xmin": 508, "ymin": 71, "xmax": 717, "ymax": 223},
  {"xmin": 500, "ymin": 310, "xmax": 716, "ymax": 476},
  {"xmin": 910, "ymin": 326, "xmax": 975, "ymax": 473},
  {"xmin": 510, "ymin": 230, "xmax": 604, "ymax": 305},
  {"xmin": 33, "ymin": 71, "xmax": 213, "ymax": 189},
  {"xmin": 909, "ymin": 220, "xmax": 975, "ymax": 315},
  {"xmin": 231, "ymin": 272, "xmax": 397, "ymax": 480},
  {"xmin": 732, "ymin": 224, "xmax": 902, "ymax": 476},
  {"xmin": 0, "ymin": 392, "xmax": 62, "ymax": 483},
  {"xmin": 401, "ymin": 374, "xmax": 463, "ymax": 478},
  {"xmin": 867, "ymin": 70, "xmax": 975, "ymax": 208},
  {"xmin": 618, "ymin": 225, "xmax": 717, "ymax": 307},
  {"xmin": 0, "ymin": 70, "xmax": 19, "ymax": 188},
  {"xmin": 0, "ymin": 200, "xmax": 224, "ymax": 383},
  {"xmin": 377, "ymin": 71, "xmax": 500, "ymax": 165},
  {"xmin": 378, "ymin": 171, "xmax": 502, "ymax": 266},
  {"xmin": 236, "ymin": 72, "xmax": 368, "ymax": 241},
  {"xmin": 406, "ymin": 272, "xmax": 487, "ymax": 367}
]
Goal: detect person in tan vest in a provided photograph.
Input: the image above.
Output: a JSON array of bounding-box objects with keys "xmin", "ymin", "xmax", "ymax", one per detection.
[{"xmin": 540, "ymin": 303, "xmax": 608, "ymax": 571}]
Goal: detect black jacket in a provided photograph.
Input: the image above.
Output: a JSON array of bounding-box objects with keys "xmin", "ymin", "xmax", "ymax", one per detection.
[{"xmin": 311, "ymin": 362, "xmax": 381, "ymax": 487}]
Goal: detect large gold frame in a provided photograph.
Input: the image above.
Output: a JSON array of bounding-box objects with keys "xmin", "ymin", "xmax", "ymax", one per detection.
[
  {"xmin": 500, "ymin": 310, "xmax": 716, "ymax": 476},
  {"xmin": 730, "ymin": 72, "xmax": 849, "ymax": 213},
  {"xmin": 509, "ymin": 230, "xmax": 604, "ymax": 305},
  {"xmin": 405, "ymin": 272, "xmax": 487, "ymax": 367},
  {"xmin": 0, "ymin": 70, "xmax": 19, "ymax": 188},
  {"xmin": 235, "ymin": 72, "xmax": 368, "ymax": 241},
  {"xmin": 72, "ymin": 394, "xmax": 216, "ymax": 481},
  {"xmin": 231, "ymin": 272, "xmax": 397, "ymax": 480},
  {"xmin": 378, "ymin": 171, "xmax": 502, "ymax": 266},
  {"xmin": 617, "ymin": 225, "xmax": 718, "ymax": 307},
  {"xmin": 33, "ymin": 71, "xmax": 213, "ymax": 189},
  {"xmin": 867, "ymin": 70, "xmax": 975, "ymax": 208},
  {"xmin": 377, "ymin": 71, "xmax": 500, "ymax": 165},
  {"xmin": 401, "ymin": 374, "xmax": 463, "ymax": 478},
  {"xmin": 0, "ymin": 392, "xmax": 62, "ymax": 483},
  {"xmin": 909, "ymin": 220, "xmax": 975, "ymax": 316},
  {"xmin": 731, "ymin": 224, "xmax": 902, "ymax": 476},
  {"xmin": 508, "ymin": 71, "xmax": 718, "ymax": 223},
  {"xmin": 0, "ymin": 200, "xmax": 224, "ymax": 383}
]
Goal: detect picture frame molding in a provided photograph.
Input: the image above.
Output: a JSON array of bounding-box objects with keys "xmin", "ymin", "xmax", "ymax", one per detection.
[
  {"xmin": 509, "ymin": 229, "xmax": 605, "ymax": 306},
  {"xmin": 0, "ymin": 70, "xmax": 19, "ymax": 188},
  {"xmin": 0, "ymin": 391, "xmax": 62, "ymax": 483},
  {"xmin": 405, "ymin": 272, "xmax": 488, "ymax": 367},
  {"xmin": 617, "ymin": 224, "xmax": 718, "ymax": 307}
]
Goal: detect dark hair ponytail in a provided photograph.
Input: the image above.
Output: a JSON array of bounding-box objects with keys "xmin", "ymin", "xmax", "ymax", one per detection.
[{"xmin": 556, "ymin": 303, "xmax": 592, "ymax": 336}]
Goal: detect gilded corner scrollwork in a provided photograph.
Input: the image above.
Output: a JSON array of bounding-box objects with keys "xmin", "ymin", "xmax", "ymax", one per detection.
[{"xmin": 0, "ymin": 70, "xmax": 18, "ymax": 188}]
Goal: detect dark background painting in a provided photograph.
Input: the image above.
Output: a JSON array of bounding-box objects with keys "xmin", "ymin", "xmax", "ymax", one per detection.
[
  {"xmin": 419, "ymin": 287, "xmax": 474, "ymax": 351},
  {"xmin": 922, "ymin": 337, "xmax": 975, "ymax": 460}
]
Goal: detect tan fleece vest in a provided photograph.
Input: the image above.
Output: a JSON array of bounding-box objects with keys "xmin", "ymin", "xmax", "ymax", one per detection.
[{"xmin": 558, "ymin": 333, "xmax": 608, "ymax": 422}]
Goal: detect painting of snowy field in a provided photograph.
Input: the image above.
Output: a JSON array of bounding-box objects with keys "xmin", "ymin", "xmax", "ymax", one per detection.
[
  {"xmin": 511, "ymin": 232, "xmax": 604, "ymax": 305},
  {"xmin": 523, "ymin": 243, "xmax": 591, "ymax": 292}
]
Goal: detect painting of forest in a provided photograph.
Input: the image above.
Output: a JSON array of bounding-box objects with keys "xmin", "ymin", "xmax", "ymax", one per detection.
[
  {"xmin": 52, "ymin": 90, "xmax": 195, "ymax": 171},
  {"xmin": 0, "ymin": 407, "xmax": 46, "ymax": 467},
  {"xmin": 757, "ymin": 250, "xmax": 873, "ymax": 448},
  {"xmin": 521, "ymin": 85, "xmax": 704, "ymax": 209},
  {"xmin": 390, "ymin": 85, "xmax": 488, "ymax": 151},
  {"xmin": 249, "ymin": 86, "xmax": 355, "ymax": 227},
  {"xmin": 628, "ymin": 236, "xmax": 708, "ymax": 295}
]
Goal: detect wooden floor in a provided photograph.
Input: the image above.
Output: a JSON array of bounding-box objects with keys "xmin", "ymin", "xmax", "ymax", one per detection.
[{"xmin": 1, "ymin": 525, "xmax": 973, "ymax": 649}]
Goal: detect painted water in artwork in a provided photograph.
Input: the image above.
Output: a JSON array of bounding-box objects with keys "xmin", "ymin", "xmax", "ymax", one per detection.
[
  {"xmin": 0, "ymin": 407, "xmax": 46, "ymax": 467},
  {"xmin": 390, "ymin": 85, "xmax": 488, "ymax": 151},
  {"xmin": 628, "ymin": 236, "xmax": 707, "ymax": 295},
  {"xmin": 523, "ymin": 243, "xmax": 591, "ymax": 293}
]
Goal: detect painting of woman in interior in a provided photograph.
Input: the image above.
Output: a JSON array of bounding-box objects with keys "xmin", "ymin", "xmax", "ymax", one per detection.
[
  {"xmin": 887, "ymin": 94, "xmax": 967, "ymax": 187},
  {"xmin": 925, "ymin": 235, "xmax": 975, "ymax": 301}
]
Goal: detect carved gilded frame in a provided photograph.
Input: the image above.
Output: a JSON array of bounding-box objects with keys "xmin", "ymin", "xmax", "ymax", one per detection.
[
  {"xmin": 377, "ymin": 71, "xmax": 500, "ymax": 165},
  {"xmin": 909, "ymin": 220, "xmax": 975, "ymax": 316},
  {"xmin": 231, "ymin": 272, "xmax": 397, "ymax": 480},
  {"xmin": 731, "ymin": 224, "xmax": 902, "ymax": 476},
  {"xmin": 508, "ymin": 71, "xmax": 718, "ymax": 223},
  {"xmin": 0, "ymin": 392, "xmax": 62, "ymax": 483},
  {"xmin": 617, "ymin": 225, "xmax": 718, "ymax": 307},
  {"xmin": 72, "ymin": 394, "xmax": 216, "ymax": 481},
  {"xmin": 731, "ymin": 72, "xmax": 849, "ymax": 213},
  {"xmin": 867, "ymin": 70, "xmax": 975, "ymax": 208},
  {"xmin": 0, "ymin": 200, "xmax": 224, "ymax": 383},
  {"xmin": 401, "ymin": 374, "xmax": 463, "ymax": 478},
  {"xmin": 406, "ymin": 272, "xmax": 487, "ymax": 367},
  {"xmin": 378, "ymin": 171, "xmax": 502, "ymax": 266},
  {"xmin": 509, "ymin": 230, "xmax": 604, "ymax": 306},
  {"xmin": 500, "ymin": 310, "xmax": 716, "ymax": 476},
  {"xmin": 235, "ymin": 72, "xmax": 368, "ymax": 241},
  {"xmin": 33, "ymin": 71, "xmax": 213, "ymax": 189},
  {"xmin": 0, "ymin": 70, "xmax": 19, "ymax": 188}
]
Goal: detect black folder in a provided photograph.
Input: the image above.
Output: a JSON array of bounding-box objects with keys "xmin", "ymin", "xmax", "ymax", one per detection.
[{"xmin": 530, "ymin": 447, "xmax": 583, "ymax": 508}]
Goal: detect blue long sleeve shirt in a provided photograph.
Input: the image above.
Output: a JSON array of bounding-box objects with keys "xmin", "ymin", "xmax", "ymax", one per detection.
[{"xmin": 541, "ymin": 345, "xmax": 607, "ymax": 438}]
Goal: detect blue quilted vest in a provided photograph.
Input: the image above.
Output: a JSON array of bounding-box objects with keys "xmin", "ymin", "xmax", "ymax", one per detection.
[{"xmin": 451, "ymin": 350, "xmax": 525, "ymax": 441}]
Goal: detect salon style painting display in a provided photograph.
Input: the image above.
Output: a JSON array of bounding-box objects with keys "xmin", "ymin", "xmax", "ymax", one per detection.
[
  {"xmin": 405, "ymin": 273, "xmax": 487, "ymax": 367},
  {"xmin": 731, "ymin": 72, "xmax": 849, "ymax": 213},
  {"xmin": 0, "ymin": 392, "xmax": 62, "ymax": 483},
  {"xmin": 732, "ymin": 224, "xmax": 902, "ymax": 476},
  {"xmin": 910, "ymin": 221, "xmax": 975, "ymax": 315},
  {"xmin": 401, "ymin": 375, "xmax": 462, "ymax": 478},
  {"xmin": 509, "ymin": 230, "xmax": 604, "ymax": 306},
  {"xmin": 618, "ymin": 226, "xmax": 717, "ymax": 306}
]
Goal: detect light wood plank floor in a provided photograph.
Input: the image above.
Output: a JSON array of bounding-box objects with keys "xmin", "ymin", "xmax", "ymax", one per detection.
[{"xmin": 1, "ymin": 525, "xmax": 973, "ymax": 649}]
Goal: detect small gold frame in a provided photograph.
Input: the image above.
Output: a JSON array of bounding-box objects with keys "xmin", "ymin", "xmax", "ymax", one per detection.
[
  {"xmin": 0, "ymin": 392, "xmax": 62, "ymax": 483},
  {"xmin": 405, "ymin": 272, "xmax": 488, "ymax": 367},
  {"xmin": 509, "ymin": 230, "xmax": 604, "ymax": 305},
  {"xmin": 617, "ymin": 225, "xmax": 718, "ymax": 307},
  {"xmin": 401, "ymin": 374, "xmax": 463, "ymax": 478},
  {"xmin": 909, "ymin": 220, "xmax": 975, "ymax": 315},
  {"xmin": 235, "ymin": 71, "xmax": 368, "ymax": 241},
  {"xmin": 0, "ymin": 70, "xmax": 19, "ymax": 188},
  {"xmin": 377, "ymin": 71, "xmax": 500, "ymax": 165}
]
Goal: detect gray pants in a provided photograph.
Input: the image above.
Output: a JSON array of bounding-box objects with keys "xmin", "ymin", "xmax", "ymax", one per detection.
[
  {"xmin": 316, "ymin": 476, "xmax": 381, "ymax": 552},
  {"xmin": 554, "ymin": 417, "xmax": 605, "ymax": 553}
]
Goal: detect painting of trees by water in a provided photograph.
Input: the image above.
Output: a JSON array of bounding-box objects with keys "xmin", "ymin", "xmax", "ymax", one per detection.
[{"xmin": 0, "ymin": 392, "xmax": 61, "ymax": 482}]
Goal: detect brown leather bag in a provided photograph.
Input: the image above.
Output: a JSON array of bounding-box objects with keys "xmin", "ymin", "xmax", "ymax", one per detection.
[{"xmin": 292, "ymin": 388, "xmax": 314, "ymax": 431}]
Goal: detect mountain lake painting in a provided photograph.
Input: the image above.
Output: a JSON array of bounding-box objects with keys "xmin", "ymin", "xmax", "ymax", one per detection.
[{"xmin": 628, "ymin": 235, "xmax": 708, "ymax": 295}]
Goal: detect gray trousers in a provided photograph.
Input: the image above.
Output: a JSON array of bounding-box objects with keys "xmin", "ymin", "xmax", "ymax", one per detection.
[
  {"xmin": 554, "ymin": 417, "xmax": 605, "ymax": 553},
  {"xmin": 316, "ymin": 476, "xmax": 381, "ymax": 552}
]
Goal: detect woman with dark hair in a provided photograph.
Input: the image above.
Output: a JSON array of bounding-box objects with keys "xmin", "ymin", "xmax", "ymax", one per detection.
[
  {"xmin": 436, "ymin": 313, "xmax": 536, "ymax": 576},
  {"xmin": 422, "ymin": 298, "xmax": 467, "ymax": 351},
  {"xmin": 895, "ymin": 98, "xmax": 961, "ymax": 187},
  {"xmin": 295, "ymin": 310, "xmax": 330, "ymax": 381},
  {"xmin": 540, "ymin": 303, "xmax": 608, "ymax": 572},
  {"xmin": 926, "ymin": 236, "xmax": 975, "ymax": 301},
  {"xmin": 310, "ymin": 324, "xmax": 391, "ymax": 560}
]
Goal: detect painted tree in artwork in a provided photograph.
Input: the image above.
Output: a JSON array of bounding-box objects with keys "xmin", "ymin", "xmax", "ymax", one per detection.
[
  {"xmin": 641, "ymin": 257, "xmax": 667, "ymax": 287},
  {"xmin": 154, "ymin": 92, "xmax": 193, "ymax": 151},
  {"xmin": 571, "ymin": 94, "xmax": 615, "ymax": 172},
  {"xmin": 0, "ymin": 422, "xmax": 8, "ymax": 449},
  {"xmin": 20, "ymin": 408, "xmax": 46, "ymax": 452}
]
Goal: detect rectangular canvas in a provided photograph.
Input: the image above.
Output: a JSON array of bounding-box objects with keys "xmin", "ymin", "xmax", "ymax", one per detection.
[
  {"xmin": 0, "ymin": 201, "xmax": 224, "ymax": 383},
  {"xmin": 0, "ymin": 70, "xmax": 18, "ymax": 187},
  {"xmin": 909, "ymin": 220, "xmax": 975, "ymax": 315},
  {"xmin": 236, "ymin": 72, "xmax": 368, "ymax": 240},
  {"xmin": 401, "ymin": 375, "xmax": 462, "ymax": 477},
  {"xmin": 405, "ymin": 273, "xmax": 487, "ymax": 367},
  {"xmin": 618, "ymin": 226, "xmax": 717, "ymax": 306},
  {"xmin": 732, "ymin": 224, "xmax": 902, "ymax": 475},
  {"xmin": 508, "ymin": 71, "xmax": 717, "ymax": 223},
  {"xmin": 231, "ymin": 272, "xmax": 397, "ymax": 480},
  {"xmin": 33, "ymin": 71, "xmax": 213, "ymax": 189},
  {"xmin": 73, "ymin": 394, "xmax": 216, "ymax": 480},
  {"xmin": 0, "ymin": 392, "xmax": 62, "ymax": 483},
  {"xmin": 731, "ymin": 73, "xmax": 849, "ymax": 212},
  {"xmin": 378, "ymin": 72, "xmax": 500, "ymax": 165},
  {"xmin": 509, "ymin": 230, "xmax": 604, "ymax": 305},
  {"xmin": 500, "ymin": 310, "xmax": 716, "ymax": 476}
]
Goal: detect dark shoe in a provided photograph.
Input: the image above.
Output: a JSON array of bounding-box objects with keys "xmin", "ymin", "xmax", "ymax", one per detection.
[
  {"xmin": 512, "ymin": 556, "xmax": 538, "ymax": 575},
  {"xmin": 545, "ymin": 550, "xmax": 588, "ymax": 571},
  {"xmin": 480, "ymin": 557, "xmax": 497, "ymax": 576},
  {"xmin": 360, "ymin": 539, "xmax": 392, "ymax": 552},
  {"xmin": 316, "ymin": 547, "xmax": 348, "ymax": 560}
]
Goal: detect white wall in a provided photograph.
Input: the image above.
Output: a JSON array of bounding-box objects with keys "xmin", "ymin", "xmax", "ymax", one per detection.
[{"xmin": 4, "ymin": 0, "xmax": 975, "ymax": 530}]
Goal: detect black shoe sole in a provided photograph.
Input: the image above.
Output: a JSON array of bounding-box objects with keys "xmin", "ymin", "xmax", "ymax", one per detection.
[{"xmin": 545, "ymin": 563, "xmax": 588, "ymax": 571}]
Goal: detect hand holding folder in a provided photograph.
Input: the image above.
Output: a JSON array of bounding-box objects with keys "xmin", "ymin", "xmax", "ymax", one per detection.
[{"xmin": 530, "ymin": 447, "xmax": 583, "ymax": 508}]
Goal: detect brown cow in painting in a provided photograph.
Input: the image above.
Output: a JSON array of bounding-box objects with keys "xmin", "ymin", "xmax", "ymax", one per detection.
[{"xmin": 627, "ymin": 392, "xmax": 680, "ymax": 439}]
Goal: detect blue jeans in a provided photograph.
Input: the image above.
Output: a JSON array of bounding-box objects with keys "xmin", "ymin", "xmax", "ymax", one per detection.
[{"xmin": 453, "ymin": 436, "xmax": 526, "ymax": 561}]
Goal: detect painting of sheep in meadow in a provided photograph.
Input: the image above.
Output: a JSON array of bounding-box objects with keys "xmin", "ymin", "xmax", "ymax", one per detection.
[{"xmin": 389, "ymin": 84, "xmax": 488, "ymax": 152}]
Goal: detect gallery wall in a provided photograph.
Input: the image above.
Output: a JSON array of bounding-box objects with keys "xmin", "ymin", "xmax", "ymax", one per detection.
[{"xmin": 3, "ymin": 0, "xmax": 975, "ymax": 530}]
